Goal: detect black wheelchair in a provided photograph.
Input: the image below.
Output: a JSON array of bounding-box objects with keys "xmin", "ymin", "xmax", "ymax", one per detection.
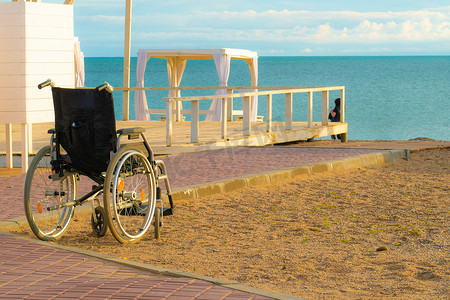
[{"xmin": 23, "ymin": 80, "xmax": 174, "ymax": 244}]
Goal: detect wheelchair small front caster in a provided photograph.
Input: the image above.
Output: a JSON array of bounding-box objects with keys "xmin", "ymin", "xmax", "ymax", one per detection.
[
  {"xmin": 154, "ymin": 208, "xmax": 161, "ymax": 239},
  {"xmin": 91, "ymin": 206, "xmax": 107, "ymax": 237}
]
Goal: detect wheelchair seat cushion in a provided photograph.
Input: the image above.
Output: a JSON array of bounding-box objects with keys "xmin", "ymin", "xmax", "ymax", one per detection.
[{"xmin": 52, "ymin": 87, "xmax": 117, "ymax": 175}]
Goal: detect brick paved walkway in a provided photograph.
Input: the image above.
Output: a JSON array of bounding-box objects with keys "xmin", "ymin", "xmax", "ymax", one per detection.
[
  {"xmin": 160, "ymin": 147, "xmax": 378, "ymax": 188},
  {"xmin": 0, "ymin": 233, "xmax": 270, "ymax": 299}
]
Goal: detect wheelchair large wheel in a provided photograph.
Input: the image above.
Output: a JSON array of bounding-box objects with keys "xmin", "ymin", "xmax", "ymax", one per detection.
[
  {"xmin": 103, "ymin": 145, "xmax": 156, "ymax": 244},
  {"xmin": 24, "ymin": 146, "xmax": 77, "ymax": 241}
]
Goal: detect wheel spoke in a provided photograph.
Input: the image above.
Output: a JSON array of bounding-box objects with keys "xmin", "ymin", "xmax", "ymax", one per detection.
[
  {"xmin": 104, "ymin": 148, "xmax": 156, "ymax": 244},
  {"xmin": 24, "ymin": 146, "xmax": 77, "ymax": 241}
]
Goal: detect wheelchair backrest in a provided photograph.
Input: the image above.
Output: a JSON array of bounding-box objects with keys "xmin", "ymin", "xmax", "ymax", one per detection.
[{"xmin": 51, "ymin": 87, "xmax": 117, "ymax": 175}]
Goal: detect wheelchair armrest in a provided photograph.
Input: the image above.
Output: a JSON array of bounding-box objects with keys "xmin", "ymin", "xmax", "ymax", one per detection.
[{"xmin": 117, "ymin": 127, "xmax": 145, "ymax": 140}]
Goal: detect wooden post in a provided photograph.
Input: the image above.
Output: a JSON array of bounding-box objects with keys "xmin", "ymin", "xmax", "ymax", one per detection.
[
  {"xmin": 28, "ymin": 123, "xmax": 33, "ymax": 153},
  {"xmin": 243, "ymin": 96, "xmax": 251, "ymax": 136},
  {"xmin": 172, "ymin": 59, "xmax": 182, "ymax": 122},
  {"xmin": 340, "ymin": 88, "xmax": 345, "ymax": 123},
  {"xmin": 226, "ymin": 88, "xmax": 233, "ymax": 121},
  {"xmin": 191, "ymin": 100, "xmax": 199, "ymax": 143},
  {"xmin": 307, "ymin": 91, "xmax": 313, "ymax": 127},
  {"xmin": 221, "ymin": 97, "xmax": 227, "ymax": 139},
  {"xmin": 122, "ymin": 0, "xmax": 132, "ymax": 121},
  {"xmin": 21, "ymin": 123, "xmax": 28, "ymax": 173},
  {"xmin": 169, "ymin": 59, "xmax": 182, "ymax": 122},
  {"xmin": 166, "ymin": 100, "xmax": 173, "ymax": 147},
  {"xmin": 176, "ymin": 87, "xmax": 182, "ymax": 121},
  {"xmin": 285, "ymin": 93, "xmax": 293, "ymax": 130},
  {"xmin": 266, "ymin": 94, "xmax": 272, "ymax": 132},
  {"xmin": 340, "ymin": 88, "xmax": 347, "ymax": 143},
  {"xmin": 5, "ymin": 124, "xmax": 12, "ymax": 168},
  {"xmin": 322, "ymin": 90, "xmax": 329, "ymax": 126}
]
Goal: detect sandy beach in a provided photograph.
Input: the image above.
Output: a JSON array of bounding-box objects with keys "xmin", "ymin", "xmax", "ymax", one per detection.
[{"xmin": 8, "ymin": 147, "xmax": 449, "ymax": 299}]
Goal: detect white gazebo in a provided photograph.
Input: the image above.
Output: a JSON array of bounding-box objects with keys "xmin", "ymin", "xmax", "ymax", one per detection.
[{"xmin": 135, "ymin": 48, "xmax": 258, "ymax": 122}]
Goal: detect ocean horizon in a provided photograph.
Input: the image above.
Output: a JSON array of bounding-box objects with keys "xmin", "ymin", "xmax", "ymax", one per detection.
[{"xmin": 84, "ymin": 55, "xmax": 449, "ymax": 141}]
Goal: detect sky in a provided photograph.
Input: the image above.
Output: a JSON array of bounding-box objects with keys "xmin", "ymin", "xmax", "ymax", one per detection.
[{"xmin": 7, "ymin": 0, "xmax": 450, "ymax": 56}]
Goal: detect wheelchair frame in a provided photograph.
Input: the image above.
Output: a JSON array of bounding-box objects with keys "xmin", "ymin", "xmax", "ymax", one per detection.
[{"xmin": 23, "ymin": 80, "xmax": 174, "ymax": 244}]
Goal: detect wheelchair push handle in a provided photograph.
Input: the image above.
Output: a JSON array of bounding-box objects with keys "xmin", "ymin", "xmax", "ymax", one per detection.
[
  {"xmin": 38, "ymin": 79, "xmax": 54, "ymax": 89},
  {"xmin": 96, "ymin": 82, "xmax": 113, "ymax": 93}
]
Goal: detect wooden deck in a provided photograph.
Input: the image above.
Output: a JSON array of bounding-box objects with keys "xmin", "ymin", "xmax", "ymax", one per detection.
[{"xmin": 0, "ymin": 120, "xmax": 347, "ymax": 159}]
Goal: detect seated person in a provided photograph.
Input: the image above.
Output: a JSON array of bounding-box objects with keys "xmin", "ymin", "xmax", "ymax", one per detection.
[{"xmin": 328, "ymin": 98, "xmax": 341, "ymax": 140}]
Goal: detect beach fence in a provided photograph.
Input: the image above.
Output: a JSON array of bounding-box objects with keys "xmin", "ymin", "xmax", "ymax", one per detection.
[{"xmin": 117, "ymin": 85, "xmax": 347, "ymax": 147}]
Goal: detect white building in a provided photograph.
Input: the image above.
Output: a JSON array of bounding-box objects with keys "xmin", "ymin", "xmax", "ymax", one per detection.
[{"xmin": 0, "ymin": 0, "xmax": 79, "ymax": 171}]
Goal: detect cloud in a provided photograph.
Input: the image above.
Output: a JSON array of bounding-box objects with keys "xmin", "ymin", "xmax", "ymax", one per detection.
[
  {"xmin": 166, "ymin": 7, "xmax": 450, "ymax": 28},
  {"xmin": 79, "ymin": 15, "xmax": 125, "ymax": 23},
  {"xmin": 133, "ymin": 18, "xmax": 450, "ymax": 44},
  {"xmin": 131, "ymin": 7, "xmax": 450, "ymax": 44},
  {"xmin": 75, "ymin": 5, "xmax": 450, "ymax": 55},
  {"xmin": 268, "ymin": 49, "xmax": 286, "ymax": 54}
]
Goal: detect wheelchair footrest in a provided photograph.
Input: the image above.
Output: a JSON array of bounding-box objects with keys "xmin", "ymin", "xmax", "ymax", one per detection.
[
  {"xmin": 163, "ymin": 207, "xmax": 174, "ymax": 216},
  {"xmin": 119, "ymin": 205, "xmax": 174, "ymax": 216}
]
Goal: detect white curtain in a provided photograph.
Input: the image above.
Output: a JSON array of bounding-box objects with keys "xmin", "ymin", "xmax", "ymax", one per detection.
[
  {"xmin": 167, "ymin": 57, "xmax": 187, "ymax": 97},
  {"xmin": 135, "ymin": 50, "xmax": 150, "ymax": 121},
  {"xmin": 74, "ymin": 37, "xmax": 84, "ymax": 88},
  {"xmin": 205, "ymin": 53, "xmax": 231, "ymax": 121},
  {"xmin": 248, "ymin": 57, "xmax": 258, "ymax": 121}
]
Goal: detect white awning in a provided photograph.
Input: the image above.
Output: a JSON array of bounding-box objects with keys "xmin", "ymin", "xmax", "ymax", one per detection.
[
  {"xmin": 135, "ymin": 48, "xmax": 258, "ymax": 121},
  {"xmin": 74, "ymin": 37, "xmax": 84, "ymax": 87}
]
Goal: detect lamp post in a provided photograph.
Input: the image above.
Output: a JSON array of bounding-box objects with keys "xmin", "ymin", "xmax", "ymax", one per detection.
[{"xmin": 123, "ymin": 0, "xmax": 132, "ymax": 121}]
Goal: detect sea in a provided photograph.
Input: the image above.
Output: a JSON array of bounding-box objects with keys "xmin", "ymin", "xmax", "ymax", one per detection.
[{"xmin": 84, "ymin": 56, "xmax": 449, "ymax": 141}]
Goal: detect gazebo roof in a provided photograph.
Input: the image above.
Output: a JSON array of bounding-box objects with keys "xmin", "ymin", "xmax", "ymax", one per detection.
[
  {"xmin": 138, "ymin": 48, "xmax": 258, "ymax": 60},
  {"xmin": 135, "ymin": 48, "xmax": 259, "ymax": 122}
]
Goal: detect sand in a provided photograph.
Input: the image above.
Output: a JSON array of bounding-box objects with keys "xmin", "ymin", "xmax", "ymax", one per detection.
[{"xmin": 9, "ymin": 148, "xmax": 449, "ymax": 299}]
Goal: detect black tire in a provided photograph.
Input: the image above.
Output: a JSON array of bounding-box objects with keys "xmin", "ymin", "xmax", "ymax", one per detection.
[
  {"xmin": 154, "ymin": 208, "xmax": 161, "ymax": 239},
  {"xmin": 91, "ymin": 206, "xmax": 108, "ymax": 237},
  {"xmin": 24, "ymin": 146, "xmax": 77, "ymax": 241},
  {"xmin": 103, "ymin": 145, "xmax": 156, "ymax": 244}
]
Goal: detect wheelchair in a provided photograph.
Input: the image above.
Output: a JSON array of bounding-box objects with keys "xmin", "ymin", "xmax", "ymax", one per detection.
[{"xmin": 23, "ymin": 80, "xmax": 174, "ymax": 244}]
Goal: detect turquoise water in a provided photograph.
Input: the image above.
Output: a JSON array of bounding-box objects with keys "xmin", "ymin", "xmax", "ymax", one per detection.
[{"xmin": 85, "ymin": 56, "xmax": 449, "ymax": 141}]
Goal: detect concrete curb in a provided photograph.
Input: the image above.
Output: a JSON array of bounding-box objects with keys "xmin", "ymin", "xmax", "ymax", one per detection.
[
  {"xmin": 0, "ymin": 219, "xmax": 29, "ymax": 231},
  {"xmin": 0, "ymin": 203, "xmax": 93, "ymax": 231},
  {"xmin": 1, "ymin": 232, "xmax": 303, "ymax": 300},
  {"xmin": 169, "ymin": 148, "xmax": 409, "ymax": 202}
]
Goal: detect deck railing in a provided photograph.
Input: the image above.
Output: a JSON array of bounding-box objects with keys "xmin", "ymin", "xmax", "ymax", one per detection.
[{"xmin": 155, "ymin": 86, "xmax": 345, "ymax": 146}]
